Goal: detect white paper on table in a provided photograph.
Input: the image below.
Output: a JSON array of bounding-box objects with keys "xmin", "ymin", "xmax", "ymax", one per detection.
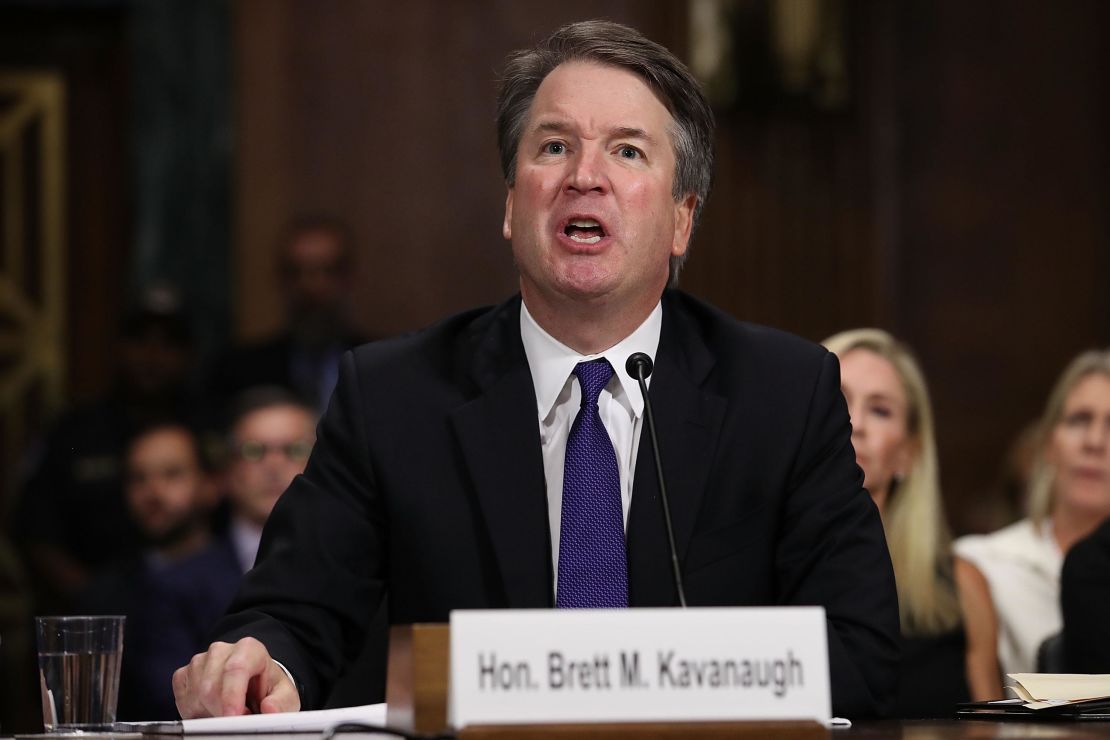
[{"xmin": 179, "ymin": 703, "xmax": 387, "ymax": 734}]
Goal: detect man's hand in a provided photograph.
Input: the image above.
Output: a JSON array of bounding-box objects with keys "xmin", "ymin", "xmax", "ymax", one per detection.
[{"xmin": 173, "ymin": 638, "xmax": 301, "ymax": 718}]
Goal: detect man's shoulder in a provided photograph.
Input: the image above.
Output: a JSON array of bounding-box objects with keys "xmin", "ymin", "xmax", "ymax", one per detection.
[
  {"xmin": 76, "ymin": 557, "xmax": 144, "ymax": 613},
  {"xmin": 347, "ymin": 298, "xmax": 519, "ymax": 378},
  {"xmin": 174, "ymin": 536, "xmax": 241, "ymax": 575},
  {"xmin": 159, "ymin": 537, "xmax": 242, "ymax": 597},
  {"xmin": 664, "ymin": 290, "xmax": 830, "ymax": 378}
]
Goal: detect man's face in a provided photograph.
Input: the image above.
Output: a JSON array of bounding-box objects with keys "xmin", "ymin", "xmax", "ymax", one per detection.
[
  {"xmin": 125, "ymin": 427, "xmax": 210, "ymax": 545},
  {"xmin": 282, "ymin": 229, "xmax": 348, "ymax": 323},
  {"xmin": 503, "ymin": 61, "xmax": 696, "ymax": 316},
  {"xmin": 226, "ymin": 405, "xmax": 316, "ymax": 527},
  {"xmin": 119, "ymin": 327, "xmax": 191, "ymax": 398}
]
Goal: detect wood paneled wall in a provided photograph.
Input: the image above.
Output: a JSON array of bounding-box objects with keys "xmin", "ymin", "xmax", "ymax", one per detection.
[
  {"xmin": 233, "ymin": 0, "xmax": 683, "ymax": 340},
  {"xmin": 0, "ymin": 8, "xmax": 130, "ymax": 403},
  {"xmin": 234, "ymin": 1, "xmax": 1109, "ymax": 533},
  {"xmin": 888, "ymin": 1, "xmax": 1110, "ymax": 529}
]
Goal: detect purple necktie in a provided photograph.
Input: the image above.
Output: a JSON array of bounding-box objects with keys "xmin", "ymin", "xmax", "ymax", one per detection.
[{"xmin": 556, "ymin": 359, "xmax": 629, "ymax": 608}]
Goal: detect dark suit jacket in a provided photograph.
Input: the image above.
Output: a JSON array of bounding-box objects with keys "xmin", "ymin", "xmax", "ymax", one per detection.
[
  {"xmin": 1061, "ymin": 517, "xmax": 1110, "ymax": 672},
  {"xmin": 216, "ymin": 291, "xmax": 899, "ymax": 717},
  {"xmin": 207, "ymin": 331, "xmax": 367, "ymax": 415},
  {"xmin": 82, "ymin": 537, "xmax": 242, "ymax": 720}
]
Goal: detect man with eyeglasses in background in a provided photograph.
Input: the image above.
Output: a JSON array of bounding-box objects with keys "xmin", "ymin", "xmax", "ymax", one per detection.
[
  {"xmin": 220, "ymin": 386, "xmax": 392, "ymax": 709},
  {"xmin": 83, "ymin": 392, "xmax": 316, "ymax": 719},
  {"xmin": 223, "ymin": 388, "xmax": 317, "ymax": 572}
]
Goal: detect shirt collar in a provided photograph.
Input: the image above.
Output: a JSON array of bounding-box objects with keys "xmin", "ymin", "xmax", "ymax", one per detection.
[
  {"xmin": 520, "ymin": 299, "xmax": 662, "ymax": 423},
  {"xmin": 230, "ymin": 516, "xmax": 264, "ymax": 573}
]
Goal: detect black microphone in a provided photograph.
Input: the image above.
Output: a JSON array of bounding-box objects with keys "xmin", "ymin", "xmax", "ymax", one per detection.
[{"xmin": 625, "ymin": 352, "xmax": 688, "ymax": 608}]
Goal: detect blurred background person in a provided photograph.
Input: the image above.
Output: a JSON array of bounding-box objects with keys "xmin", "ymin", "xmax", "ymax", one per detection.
[
  {"xmin": 955, "ymin": 349, "xmax": 1110, "ymax": 677},
  {"xmin": 222, "ymin": 387, "xmax": 317, "ymax": 571},
  {"xmin": 965, "ymin": 421, "xmax": 1040, "ymax": 535},
  {"xmin": 218, "ymin": 385, "xmax": 388, "ymax": 707},
  {"xmin": 81, "ymin": 388, "xmax": 322, "ymax": 720},
  {"xmin": 208, "ymin": 217, "xmax": 368, "ymax": 417},
  {"xmin": 14, "ymin": 287, "xmax": 198, "ymax": 612},
  {"xmin": 79, "ymin": 419, "xmax": 236, "ymax": 721},
  {"xmin": 824, "ymin": 329, "xmax": 1001, "ymax": 716},
  {"xmin": 995, "ymin": 422, "xmax": 1041, "ymax": 526}
]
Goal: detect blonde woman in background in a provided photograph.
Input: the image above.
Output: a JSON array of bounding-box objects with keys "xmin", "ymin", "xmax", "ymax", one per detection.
[
  {"xmin": 955, "ymin": 349, "xmax": 1110, "ymax": 678},
  {"xmin": 825, "ymin": 329, "xmax": 1001, "ymax": 717}
]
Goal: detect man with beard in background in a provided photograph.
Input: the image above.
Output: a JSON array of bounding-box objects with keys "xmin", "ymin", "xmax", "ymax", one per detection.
[
  {"xmin": 81, "ymin": 420, "xmax": 239, "ymax": 720},
  {"xmin": 208, "ymin": 218, "xmax": 368, "ymax": 417}
]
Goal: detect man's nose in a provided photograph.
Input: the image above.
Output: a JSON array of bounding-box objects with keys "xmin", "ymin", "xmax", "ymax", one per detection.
[
  {"xmin": 564, "ymin": 146, "xmax": 608, "ymax": 194},
  {"xmin": 262, "ymin": 447, "xmax": 289, "ymax": 464}
]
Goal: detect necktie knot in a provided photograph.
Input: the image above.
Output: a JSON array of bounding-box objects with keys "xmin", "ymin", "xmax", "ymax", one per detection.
[{"xmin": 573, "ymin": 359, "xmax": 614, "ymax": 409}]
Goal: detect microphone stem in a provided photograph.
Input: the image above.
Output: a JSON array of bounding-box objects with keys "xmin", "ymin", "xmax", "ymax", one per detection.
[{"xmin": 636, "ymin": 365, "xmax": 688, "ymax": 608}]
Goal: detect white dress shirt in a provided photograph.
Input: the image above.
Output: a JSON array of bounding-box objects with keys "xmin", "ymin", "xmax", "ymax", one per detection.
[
  {"xmin": 276, "ymin": 302, "xmax": 663, "ymax": 688},
  {"xmin": 519, "ymin": 300, "xmax": 661, "ymax": 579},
  {"xmin": 230, "ymin": 516, "xmax": 264, "ymax": 574}
]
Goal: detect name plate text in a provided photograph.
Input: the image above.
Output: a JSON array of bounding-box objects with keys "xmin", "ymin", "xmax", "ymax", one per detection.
[{"xmin": 448, "ymin": 607, "xmax": 830, "ymax": 728}]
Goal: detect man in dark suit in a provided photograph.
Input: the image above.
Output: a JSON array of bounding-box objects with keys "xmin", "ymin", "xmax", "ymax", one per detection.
[{"xmin": 173, "ymin": 20, "xmax": 899, "ymax": 720}]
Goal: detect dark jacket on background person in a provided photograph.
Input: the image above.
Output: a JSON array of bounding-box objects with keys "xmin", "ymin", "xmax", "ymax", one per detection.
[{"xmin": 81, "ymin": 537, "xmax": 242, "ymax": 720}]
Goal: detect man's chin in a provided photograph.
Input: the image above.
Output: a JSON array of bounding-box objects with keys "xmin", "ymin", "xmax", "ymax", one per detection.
[
  {"xmin": 549, "ymin": 270, "xmax": 622, "ymax": 304},
  {"xmin": 143, "ymin": 519, "xmax": 198, "ymax": 549}
]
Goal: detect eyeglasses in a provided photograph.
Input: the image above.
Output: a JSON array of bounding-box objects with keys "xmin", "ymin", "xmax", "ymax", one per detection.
[{"xmin": 235, "ymin": 439, "xmax": 313, "ymax": 463}]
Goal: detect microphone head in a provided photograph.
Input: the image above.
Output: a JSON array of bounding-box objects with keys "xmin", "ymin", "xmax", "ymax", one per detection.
[{"xmin": 625, "ymin": 352, "xmax": 654, "ymax": 380}]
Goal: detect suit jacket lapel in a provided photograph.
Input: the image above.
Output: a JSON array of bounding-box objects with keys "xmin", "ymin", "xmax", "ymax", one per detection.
[
  {"xmin": 449, "ymin": 297, "xmax": 553, "ymax": 608},
  {"xmin": 627, "ymin": 293, "xmax": 727, "ymax": 606}
]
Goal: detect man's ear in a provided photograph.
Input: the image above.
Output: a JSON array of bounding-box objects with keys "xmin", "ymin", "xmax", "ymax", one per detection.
[
  {"xmin": 671, "ymin": 193, "xmax": 697, "ymax": 257},
  {"xmin": 503, "ymin": 188, "xmax": 514, "ymax": 241}
]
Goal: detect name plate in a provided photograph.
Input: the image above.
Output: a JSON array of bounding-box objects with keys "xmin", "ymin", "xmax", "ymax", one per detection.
[{"xmin": 448, "ymin": 607, "xmax": 830, "ymax": 728}]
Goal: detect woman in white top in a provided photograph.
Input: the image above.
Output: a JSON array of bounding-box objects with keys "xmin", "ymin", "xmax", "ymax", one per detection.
[{"xmin": 955, "ymin": 349, "xmax": 1110, "ymax": 678}]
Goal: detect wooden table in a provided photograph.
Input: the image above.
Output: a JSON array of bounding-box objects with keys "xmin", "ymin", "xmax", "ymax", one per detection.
[
  {"xmin": 5, "ymin": 718, "xmax": 1108, "ymax": 739},
  {"xmin": 840, "ymin": 719, "xmax": 1110, "ymax": 738},
  {"xmin": 176, "ymin": 719, "xmax": 1110, "ymax": 740}
]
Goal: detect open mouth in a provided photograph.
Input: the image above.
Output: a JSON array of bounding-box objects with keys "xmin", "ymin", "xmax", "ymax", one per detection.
[{"xmin": 564, "ymin": 218, "xmax": 606, "ymax": 244}]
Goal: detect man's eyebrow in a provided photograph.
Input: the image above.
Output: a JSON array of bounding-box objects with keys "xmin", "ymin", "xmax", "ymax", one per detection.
[
  {"xmin": 528, "ymin": 121, "xmax": 658, "ymax": 144},
  {"xmin": 611, "ymin": 126, "xmax": 654, "ymax": 143},
  {"xmin": 531, "ymin": 120, "xmax": 572, "ymax": 135}
]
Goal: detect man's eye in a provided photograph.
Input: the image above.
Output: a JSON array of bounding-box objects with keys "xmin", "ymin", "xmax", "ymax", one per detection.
[
  {"xmin": 618, "ymin": 146, "xmax": 641, "ymax": 159},
  {"xmin": 164, "ymin": 466, "xmax": 187, "ymax": 481},
  {"xmin": 543, "ymin": 142, "xmax": 566, "ymax": 155}
]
